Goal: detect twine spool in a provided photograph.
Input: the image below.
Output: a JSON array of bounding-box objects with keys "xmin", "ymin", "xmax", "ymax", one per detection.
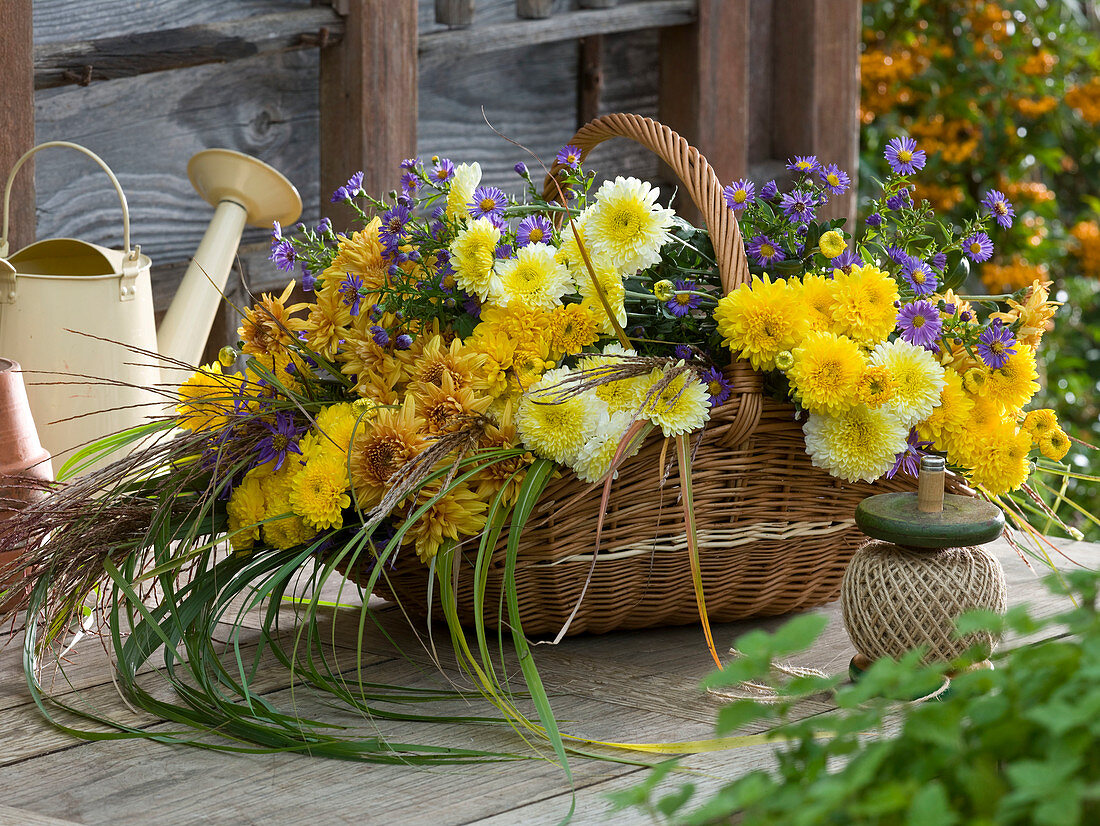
[{"xmin": 841, "ymin": 540, "xmax": 1007, "ymax": 664}]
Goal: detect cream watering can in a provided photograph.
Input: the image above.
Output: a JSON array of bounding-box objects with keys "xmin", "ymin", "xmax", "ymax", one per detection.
[{"xmin": 0, "ymin": 141, "xmax": 302, "ymax": 470}]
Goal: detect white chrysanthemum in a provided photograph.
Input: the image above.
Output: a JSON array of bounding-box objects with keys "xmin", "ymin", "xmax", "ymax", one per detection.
[
  {"xmin": 577, "ymin": 347, "xmax": 648, "ymax": 415},
  {"xmin": 556, "ymin": 209, "xmax": 592, "ymax": 276},
  {"xmin": 450, "ymin": 216, "xmax": 501, "ymax": 300},
  {"xmin": 585, "ymin": 176, "xmax": 675, "ymax": 275},
  {"xmin": 490, "ymin": 243, "xmax": 572, "ymax": 310},
  {"xmin": 803, "ymin": 405, "xmax": 909, "ymax": 483},
  {"xmin": 445, "ymin": 162, "xmax": 482, "ymax": 220},
  {"xmin": 517, "ymin": 367, "xmax": 607, "ymax": 465},
  {"xmin": 573, "ymin": 252, "xmax": 626, "ymax": 336},
  {"xmin": 640, "ymin": 368, "xmax": 710, "ymax": 437},
  {"xmin": 572, "ymin": 411, "xmax": 640, "ymax": 483},
  {"xmin": 869, "ymin": 338, "xmax": 946, "ymax": 428}
]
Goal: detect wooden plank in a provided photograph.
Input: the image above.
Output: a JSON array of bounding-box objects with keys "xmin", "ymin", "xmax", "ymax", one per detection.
[
  {"xmin": 0, "ymin": 0, "xmax": 36, "ymax": 255},
  {"xmin": 0, "ymin": 805, "xmax": 85, "ymax": 826},
  {"xmin": 418, "ymin": 0, "xmax": 698, "ymax": 71},
  {"xmin": 33, "ymin": 8, "xmax": 344, "ymax": 90},
  {"xmin": 578, "ymin": 35, "xmax": 604, "ymax": 128},
  {"xmin": 320, "ymin": 0, "xmax": 417, "ymax": 224}
]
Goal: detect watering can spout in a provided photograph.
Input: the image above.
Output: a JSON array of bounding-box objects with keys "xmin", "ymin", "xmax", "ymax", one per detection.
[{"xmin": 156, "ymin": 150, "xmax": 302, "ymax": 367}]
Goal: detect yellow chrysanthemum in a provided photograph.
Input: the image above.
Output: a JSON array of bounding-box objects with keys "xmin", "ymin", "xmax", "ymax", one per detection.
[
  {"xmin": 869, "ymin": 338, "xmax": 946, "ymax": 428},
  {"xmin": 176, "ymin": 362, "xmax": 242, "ymax": 432},
  {"xmin": 290, "ymin": 452, "xmax": 352, "ymax": 531},
  {"xmin": 803, "ymin": 405, "xmax": 909, "ymax": 483},
  {"xmin": 1022, "ymin": 408, "xmax": 1059, "ymax": 441},
  {"xmin": 789, "ymin": 331, "xmax": 865, "ymax": 416},
  {"xmin": 577, "ymin": 348, "xmax": 649, "ymax": 415},
  {"xmin": 348, "ymin": 398, "xmax": 428, "ymax": 509},
  {"xmin": 572, "ymin": 411, "xmax": 641, "ymax": 484},
  {"xmin": 573, "ymin": 253, "xmax": 627, "ymax": 337},
  {"xmin": 800, "ymin": 273, "xmax": 836, "ymax": 333},
  {"xmin": 468, "ymin": 330, "xmax": 514, "ymax": 400},
  {"xmin": 715, "ymin": 274, "xmax": 809, "ymax": 371},
  {"xmin": 855, "ymin": 365, "xmax": 896, "ymax": 409},
  {"xmin": 639, "ymin": 368, "xmax": 710, "ymax": 437},
  {"xmin": 473, "ymin": 402, "xmax": 533, "ymax": 506},
  {"xmin": 491, "ymin": 243, "xmax": 572, "ymax": 310},
  {"xmin": 963, "ymin": 366, "xmax": 989, "ymax": 396},
  {"xmin": 226, "ymin": 473, "xmax": 265, "ymax": 551},
  {"xmin": 238, "ymin": 281, "xmax": 308, "ymax": 359},
  {"xmin": 445, "ymin": 161, "xmax": 482, "ymax": 220},
  {"xmin": 407, "ymin": 334, "xmax": 487, "ymax": 396},
  {"xmin": 511, "ymin": 339, "xmax": 555, "ymax": 390},
  {"xmin": 259, "ymin": 464, "xmax": 318, "ymax": 550},
  {"xmin": 303, "ymin": 280, "xmax": 353, "ymax": 360},
  {"xmin": 402, "ymin": 481, "xmax": 488, "ymax": 564},
  {"xmin": 917, "ymin": 369, "xmax": 973, "ymax": 450},
  {"xmin": 946, "ymin": 394, "xmax": 1002, "ymax": 468},
  {"xmin": 517, "ymin": 367, "xmax": 607, "ymax": 465},
  {"xmin": 1039, "ymin": 428, "xmax": 1071, "ymax": 462},
  {"xmin": 990, "ymin": 280, "xmax": 1059, "ymax": 349},
  {"xmin": 969, "ymin": 422, "xmax": 1032, "ymax": 496},
  {"xmin": 413, "ymin": 371, "xmax": 493, "ymax": 436},
  {"xmin": 549, "ymin": 302, "xmax": 601, "ymax": 357},
  {"xmin": 473, "ymin": 304, "xmax": 553, "ymax": 354},
  {"xmin": 585, "ymin": 176, "xmax": 675, "ymax": 275},
  {"xmin": 830, "ymin": 263, "xmax": 900, "ymax": 345},
  {"xmin": 985, "ymin": 346, "xmax": 1039, "ymax": 413},
  {"xmin": 302, "ymin": 402, "xmax": 362, "ymax": 462},
  {"xmin": 338, "ymin": 324, "xmax": 406, "ymax": 397},
  {"xmin": 818, "ymin": 230, "xmax": 847, "ymax": 259},
  {"xmin": 450, "ymin": 216, "xmax": 501, "ymax": 300},
  {"xmin": 321, "ymin": 219, "xmax": 387, "ymax": 299}
]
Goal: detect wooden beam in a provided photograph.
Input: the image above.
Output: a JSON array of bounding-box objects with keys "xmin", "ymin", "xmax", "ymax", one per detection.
[
  {"xmin": 0, "ymin": 0, "xmax": 35, "ymax": 254},
  {"xmin": 771, "ymin": 0, "xmax": 861, "ymax": 221},
  {"xmin": 658, "ymin": 0, "xmax": 750, "ymax": 219},
  {"xmin": 320, "ymin": 0, "xmax": 417, "ymax": 224},
  {"xmin": 577, "ymin": 35, "xmax": 604, "ymax": 128},
  {"xmin": 33, "ymin": 8, "xmax": 345, "ymax": 90}
]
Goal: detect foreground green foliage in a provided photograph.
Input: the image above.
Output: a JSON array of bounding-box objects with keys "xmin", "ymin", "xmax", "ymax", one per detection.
[{"xmin": 615, "ymin": 569, "xmax": 1100, "ymax": 824}]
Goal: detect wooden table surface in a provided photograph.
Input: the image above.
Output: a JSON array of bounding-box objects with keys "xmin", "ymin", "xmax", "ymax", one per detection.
[{"xmin": 0, "ymin": 535, "xmax": 1095, "ymax": 826}]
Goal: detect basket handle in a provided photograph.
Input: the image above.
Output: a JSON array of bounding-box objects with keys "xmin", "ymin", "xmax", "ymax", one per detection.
[
  {"xmin": 0, "ymin": 141, "xmax": 136, "ymax": 263},
  {"xmin": 545, "ymin": 113, "xmax": 762, "ymax": 448}
]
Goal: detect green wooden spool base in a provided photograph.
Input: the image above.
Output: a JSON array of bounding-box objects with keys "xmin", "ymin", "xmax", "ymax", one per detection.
[{"xmin": 855, "ymin": 492, "xmax": 1004, "ymax": 549}]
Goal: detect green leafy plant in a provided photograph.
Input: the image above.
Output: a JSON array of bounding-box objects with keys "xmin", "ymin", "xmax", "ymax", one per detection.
[{"xmin": 613, "ymin": 568, "xmax": 1100, "ymax": 824}]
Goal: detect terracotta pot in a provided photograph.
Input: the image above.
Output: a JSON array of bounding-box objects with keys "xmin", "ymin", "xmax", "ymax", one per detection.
[{"xmin": 0, "ymin": 357, "xmax": 54, "ymax": 612}]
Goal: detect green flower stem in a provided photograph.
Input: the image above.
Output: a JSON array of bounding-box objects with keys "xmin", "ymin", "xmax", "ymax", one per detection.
[{"xmin": 956, "ymin": 294, "xmax": 1015, "ymax": 301}]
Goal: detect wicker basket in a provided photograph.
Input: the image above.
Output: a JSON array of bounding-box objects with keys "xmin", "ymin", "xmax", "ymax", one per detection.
[{"xmin": 360, "ymin": 113, "xmax": 967, "ymax": 635}]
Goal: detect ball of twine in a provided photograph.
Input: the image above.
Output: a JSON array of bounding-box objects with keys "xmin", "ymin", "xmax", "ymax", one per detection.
[{"xmin": 842, "ymin": 540, "xmax": 1007, "ymax": 664}]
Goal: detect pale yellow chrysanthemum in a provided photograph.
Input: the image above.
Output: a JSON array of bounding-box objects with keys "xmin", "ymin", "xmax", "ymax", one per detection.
[
  {"xmin": 517, "ymin": 367, "xmax": 607, "ymax": 465},
  {"xmin": 548, "ymin": 302, "xmax": 601, "ymax": 357},
  {"xmin": 818, "ymin": 230, "xmax": 847, "ymax": 259},
  {"xmin": 985, "ymin": 345, "xmax": 1039, "ymax": 414},
  {"xmin": 639, "ymin": 368, "xmax": 710, "ymax": 437},
  {"xmin": 572, "ymin": 411, "xmax": 641, "ymax": 484},
  {"xmin": 260, "ymin": 465, "xmax": 318, "ymax": 550},
  {"xmin": 789, "ymin": 331, "xmax": 865, "ymax": 416},
  {"xmin": 348, "ymin": 398, "xmax": 428, "ymax": 509},
  {"xmin": 714, "ymin": 274, "xmax": 809, "ymax": 371},
  {"xmin": 490, "ymin": 243, "xmax": 572, "ymax": 310},
  {"xmin": 226, "ymin": 473, "xmax": 265, "ymax": 551},
  {"xmin": 572, "ymin": 252, "xmax": 627, "ymax": 337},
  {"xmin": 177, "ymin": 362, "xmax": 243, "ymax": 432},
  {"xmin": 290, "ymin": 452, "xmax": 352, "ymax": 531},
  {"xmin": 445, "ymin": 161, "xmax": 482, "ymax": 220},
  {"xmin": 830, "ymin": 264, "xmax": 900, "ymax": 345},
  {"xmin": 1022, "ymin": 408, "xmax": 1059, "ymax": 441},
  {"xmin": 803, "ymin": 405, "xmax": 909, "ymax": 483},
  {"xmin": 800, "ymin": 273, "xmax": 836, "ymax": 333},
  {"xmin": 450, "ymin": 216, "xmax": 501, "ymax": 300},
  {"xmin": 402, "ymin": 481, "xmax": 488, "ymax": 564},
  {"xmin": 990, "ymin": 279, "xmax": 1060, "ymax": 349},
  {"xmin": 585, "ymin": 176, "xmax": 675, "ymax": 275},
  {"xmin": 556, "ymin": 210, "xmax": 593, "ymax": 277},
  {"xmin": 577, "ymin": 347, "xmax": 649, "ymax": 415},
  {"xmin": 869, "ymin": 338, "xmax": 946, "ymax": 428},
  {"xmin": 1039, "ymin": 428, "xmax": 1071, "ymax": 462},
  {"xmin": 968, "ymin": 422, "xmax": 1032, "ymax": 495},
  {"xmin": 855, "ymin": 365, "xmax": 896, "ymax": 409},
  {"xmin": 511, "ymin": 339, "xmax": 555, "ymax": 390},
  {"xmin": 917, "ymin": 369, "xmax": 973, "ymax": 451}
]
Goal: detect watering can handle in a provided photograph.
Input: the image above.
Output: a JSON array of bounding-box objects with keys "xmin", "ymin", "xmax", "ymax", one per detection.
[{"xmin": 0, "ymin": 141, "xmax": 135, "ymax": 261}]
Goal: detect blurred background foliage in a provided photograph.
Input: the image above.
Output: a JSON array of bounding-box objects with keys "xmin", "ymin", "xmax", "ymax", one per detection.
[{"xmin": 859, "ymin": 0, "xmax": 1100, "ymax": 539}]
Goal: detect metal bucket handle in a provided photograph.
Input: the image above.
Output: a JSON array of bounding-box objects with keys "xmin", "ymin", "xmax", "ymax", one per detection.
[{"xmin": 0, "ymin": 141, "xmax": 137, "ymax": 263}]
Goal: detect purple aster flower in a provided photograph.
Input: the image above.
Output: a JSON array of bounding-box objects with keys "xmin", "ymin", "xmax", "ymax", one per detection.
[
  {"xmin": 674, "ymin": 344, "xmax": 693, "ymax": 361},
  {"xmin": 395, "ymin": 333, "xmax": 413, "ymax": 350},
  {"xmin": 430, "ymin": 158, "xmax": 455, "ymax": 184},
  {"xmin": 469, "ymin": 185, "xmax": 508, "ymax": 220},
  {"xmin": 746, "ymin": 234, "xmax": 786, "ymax": 266},
  {"xmin": 865, "ymin": 212, "xmax": 884, "ymax": 227},
  {"xmin": 963, "ymin": 231, "xmax": 994, "ymax": 263},
  {"xmin": 556, "ymin": 144, "xmax": 583, "ymax": 169},
  {"xmin": 431, "ymin": 205, "xmax": 446, "ymax": 220},
  {"xmin": 760, "ymin": 180, "xmax": 779, "ymax": 200},
  {"xmin": 982, "ymin": 190, "xmax": 1015, "ymax": 229},
  {"xmin": 379, "ymin": 203, "xmax": 410, "ymax": 254},
  {"xmin": 339, "ymin": 272, "xmax": 364, "ymax": 316},
  {"xmin": 370, "ymin": 325, "xmax": 390, "ymax": 347},
  {"xmin": 902, "ymin": 259, "xmax": 938, "ymax": 296},
  {"xmin": 666, "ymin": 279, "xmax": 702, "ymax": 317},
  {"xmin": 516, "ymin": 214, "xmax": 553, "ymax": 247},
  {"xmin": 269, "ymin": 237, "xmax": 296, "ymax": 272},
  {"xmin": 514, "ymin": 162, "xmax": 529, "ymax": 177},
  {"xmin": 723, "ymin": 179, "xmax": 756, "ymax": 211},
  {"xmin": 960, "ymin": 310, "xmax": 972, "ymax": 322},
  {"xmin": 977, "ymin": 320, "xmax": 1017, "ymax": 369},
  {"xmin": 884, "ymin": 136, "xmax": 927, "ymax": 175},
  {"xmin": 462, "ymin": 293, "xmax": 482, "ymax": 318},
  {"xmin": 779, "ymin": 190, "xmax": 816, "ymax": 223},
  {"xmin": 887, "ymin": 430, "xmax": 935, "ymax": 479},
  {"xmin": 818, "ymin": 163, "xmax": 851, "ymax": 194},
  {"xmin": 400, "ymin": 157, "xmax": 419, "ymax": 170},
  {"xmin": 495, "ymin": 243, "xmax": 514, "ymax": 259},
  {"xmin": 272, "ymin": 220, "xmax": 283, "ymax": 241},
  {"xmin": 342, "ymin": 171, "xmax": 365, "ymax": 199},
  {"xmin": 931, "ymin": 252, "xmax": 948, "ymax": 271},
  {"xmin": 300, "ymin": 263, "xmax": 315, "ymax": 292},
  {"xmin": 316, "ymin": 217, "xmax": 332, "ymax": 235},
  {"xmin": 400, "ymin": 172, "xmax": 420, "ymax": 195},
  {"xmin": 700, "ymin": 367, "xmax": 733, "ymax": 407},
  {"xmin": 886, "ymin": 246, "xmax": 913, "ymax": 266},
  {"xmin": 832, "ymin": 248, "xmax": 863, "ymax": 271},
  {"xmin": 886, "ymin": 189, "xmax": 912, "ymax": 211},
  {"xmin": 896, "ymin": 300, "xmax": 943, "ymax": 349},
  {"xmin": 787, "ymin": 155, "xmax": 821, "ymax": 175},
  {"xmin": 942, "ymin": 302, "xmax": 956, "ymax": 315},
  {"xmin": 255, "ymin": 411, "xmax": 303, "ymax": 472}
]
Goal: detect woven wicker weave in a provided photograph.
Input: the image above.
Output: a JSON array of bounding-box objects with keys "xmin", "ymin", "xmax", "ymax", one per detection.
[{"xmin": 364, "ymin": 114, "xmax": 967, "ymax": 635}]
